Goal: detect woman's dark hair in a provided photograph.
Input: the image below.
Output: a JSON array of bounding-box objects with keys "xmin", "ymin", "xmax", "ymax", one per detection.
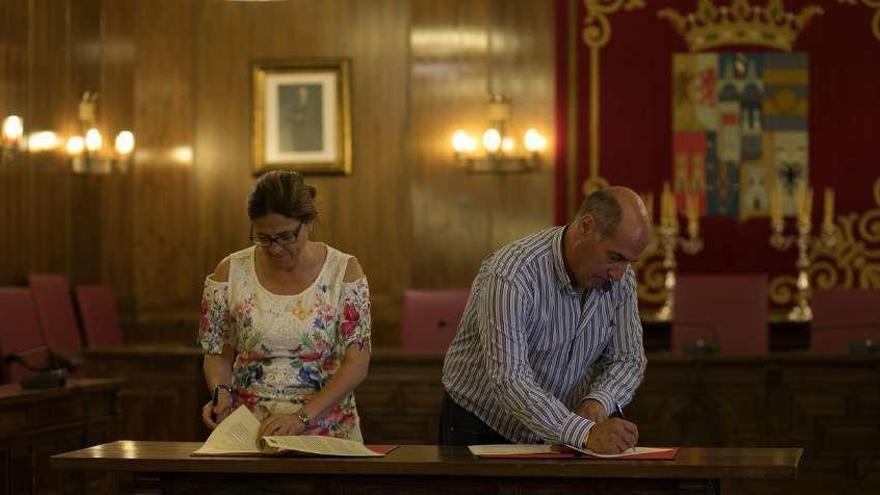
[{"xmin": 247, "ymin": 171, "xmax": 318, "ymax": 222}]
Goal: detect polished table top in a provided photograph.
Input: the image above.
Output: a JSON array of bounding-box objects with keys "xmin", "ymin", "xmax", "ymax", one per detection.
[{"xmin": 52, "ymin": 441, "xmax": 802, "ymax": 480}]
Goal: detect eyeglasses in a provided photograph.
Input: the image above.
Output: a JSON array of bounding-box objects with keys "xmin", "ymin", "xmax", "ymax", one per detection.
[{"xmin": 250, "ymin": 222, "xmax": 304, "ymax": 248}]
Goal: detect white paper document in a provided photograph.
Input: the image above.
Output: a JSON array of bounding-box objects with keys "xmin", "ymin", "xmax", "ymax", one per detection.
[{"xmin": 192, "ymin": 405, "xmax": 382, "ymax": 457}]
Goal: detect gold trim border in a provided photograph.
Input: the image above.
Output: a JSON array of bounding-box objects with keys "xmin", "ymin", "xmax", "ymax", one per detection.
[{"xmin": 580, "ymin": 0, "xmax": 645, "ymax": 197}]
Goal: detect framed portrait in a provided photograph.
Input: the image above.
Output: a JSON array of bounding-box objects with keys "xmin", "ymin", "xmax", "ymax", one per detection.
[{"xmin": 251, "ymin": 58, "xmax": 352, "ymax": 175}]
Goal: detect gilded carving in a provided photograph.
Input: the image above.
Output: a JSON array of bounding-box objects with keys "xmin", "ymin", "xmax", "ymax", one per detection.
[
  {"xmin": 658, "ymin": 0, "xmax": 824, "ymax": 52},
  {"xmin": 581, "ymin": 0, "xmax": 645, "ymax": 195},
  {"xmin": 770, "ymin": 178, "xmax": 880, "ymax": 305}
]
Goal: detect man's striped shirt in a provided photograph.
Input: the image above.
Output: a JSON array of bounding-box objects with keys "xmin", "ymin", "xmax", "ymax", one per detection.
[{"xmin": 442, "ymin": 226, "xmax": 646, "ymax": 447}]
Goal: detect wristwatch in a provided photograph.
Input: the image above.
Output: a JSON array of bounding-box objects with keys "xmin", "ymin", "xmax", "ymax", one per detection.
[
  {"xmin": 296, "ymin": 410, "xmax": 312, "ymax": 427},
  {"xmin": 212, "ymin": 384, "xmax": 232, "ymax": 404}
]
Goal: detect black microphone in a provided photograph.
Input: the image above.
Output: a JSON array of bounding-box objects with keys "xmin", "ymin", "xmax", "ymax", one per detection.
[
  {"xmin": 602, "ymin": 277, "xmax": 612, "ymax": 293},
  {"xmin": 3, "ymin": 348, "xmax": 71, "ymax": 389}
]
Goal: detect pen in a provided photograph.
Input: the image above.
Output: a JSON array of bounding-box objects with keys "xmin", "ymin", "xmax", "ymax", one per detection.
[
  {"xmin": 613, "ymin": 402, "xmax": 637, "ymax": 453},
  {"xmin": 211, "ymin": 387, "xmax": 219, "ymax": 422}
]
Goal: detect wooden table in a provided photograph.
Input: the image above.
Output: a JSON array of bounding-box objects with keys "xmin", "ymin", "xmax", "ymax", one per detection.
[
  {"xmin": 52, "ymin": 441, "xmax": 802, "ymax": 494},
  {"xmin": 0, "ymin": 378, "xmax": 121, "ymax": 495}
]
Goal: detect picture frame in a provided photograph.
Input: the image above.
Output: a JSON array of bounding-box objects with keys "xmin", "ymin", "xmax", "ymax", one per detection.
[{"xmin": 251, "ymin": 58, "xmax": 352, "ymax": 175}]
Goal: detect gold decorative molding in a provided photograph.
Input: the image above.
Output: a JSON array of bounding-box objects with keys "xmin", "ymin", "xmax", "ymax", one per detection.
[
  {"xmin": 636, "ymin": 252, "xmax": 668, "ymax": 304},
  {"xmin": 836, "ymin": 0, "xmax": 880, "ymax": 42},
  {"xmin": 658, "ymin": 0, "xmax": 824, "ymax": 52},
  {"xmin": 581, "ymin": 0, "xmax": 645, "ymax": 197},
  {"xmin": 770, "ymin": 177, "xmax": 880, "ymax": 305}
]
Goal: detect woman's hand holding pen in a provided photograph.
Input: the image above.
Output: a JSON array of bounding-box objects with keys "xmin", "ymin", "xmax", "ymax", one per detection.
[{"xmin": 201, "ymin": 389, "xmax": 235, "ymax": 429}]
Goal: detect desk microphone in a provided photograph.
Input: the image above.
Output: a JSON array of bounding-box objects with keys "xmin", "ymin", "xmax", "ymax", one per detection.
[{"xmin": 602, "ymin": 277, "xmax": 612, "ymax": 294}]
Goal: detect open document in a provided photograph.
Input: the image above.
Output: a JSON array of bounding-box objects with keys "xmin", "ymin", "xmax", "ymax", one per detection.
[
  {"xmin": 468, "ymin": 444, "xmax": 678, "ymax": 460},
  {"xmin": 192, "ymin": 405, "xmax": 392, "ymax": 457}
]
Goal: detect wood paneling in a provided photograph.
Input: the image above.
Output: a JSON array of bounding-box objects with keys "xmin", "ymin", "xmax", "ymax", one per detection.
[
  {"xmin": 84, "ymin": 345, "xmax": 208, "ymax": 442},
  {"xmin": 1, "ymin": 0, "xmax": 557, "ymax": 346},
  {"xmin": 0, "ymin": 378, "xmax": 120, "ymax": 495},
  {"xmin": 409, "ymin": 0, "xmax": 555, "ymax": 290},
  {"xmin": 52, "ymin": 442, "xmax": 798, "ymax": 495},
  {"xmin": 80, "ymin": 347, "xmax": 880, "ymax": 495},
  {"xmin": 130, "ymin": 0, "xmax": 197, "ymax": 318},
  {"xmin": 192, "ymin": 0, "xmax": 413, "ymax": 346}
]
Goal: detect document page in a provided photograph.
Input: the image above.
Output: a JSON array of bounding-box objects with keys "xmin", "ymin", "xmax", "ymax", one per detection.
[
  {"xmin": 260, "ymin": 435, "xmax": 383, "ymax": 457},
  {"xmin": 565, "ymin": 444, "xmax": 677, "ymax": 458},
  {"xmin": 469, "ymin": 444, "xmax": 678, "ymax": 459},
  {"xmin": 468, "ymin": 445, "xmax": 557, "ymax": 456},
  {"xmin": 192, "ymin": 405, "xmax": 261, "ymax": 456}
]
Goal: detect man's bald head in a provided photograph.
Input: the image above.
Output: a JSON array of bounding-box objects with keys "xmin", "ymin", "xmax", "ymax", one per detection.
[{"xmin": 575, "ymin": 187, "xmax": 651, "ymax": 254}]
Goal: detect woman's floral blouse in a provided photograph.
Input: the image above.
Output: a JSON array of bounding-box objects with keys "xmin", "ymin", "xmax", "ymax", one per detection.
[{"xmin": 199, "ymin": 244, "xmax": 371, "ymax": 441}]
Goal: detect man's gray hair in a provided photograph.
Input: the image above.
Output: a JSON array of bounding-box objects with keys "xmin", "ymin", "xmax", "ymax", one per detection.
[{"xmin": 574, "ymin": 189, "xmax": 622, "ymax": 239}]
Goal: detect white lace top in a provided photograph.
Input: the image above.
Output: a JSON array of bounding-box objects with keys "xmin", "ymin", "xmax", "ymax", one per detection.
[{"xmin": 198, "ymin": 244, "xmax": 371, "ymax": 441}]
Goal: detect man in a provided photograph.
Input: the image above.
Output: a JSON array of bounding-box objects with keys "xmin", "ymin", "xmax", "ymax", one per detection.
[{"xmin": 441, "ymin": 187, "xmax": 651, "ymax": 454}]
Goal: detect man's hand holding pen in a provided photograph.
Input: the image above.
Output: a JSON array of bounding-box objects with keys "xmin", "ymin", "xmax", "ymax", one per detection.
[{"xmin": 577, "ymin": 399, "xmax": 639, "ymax": 454}]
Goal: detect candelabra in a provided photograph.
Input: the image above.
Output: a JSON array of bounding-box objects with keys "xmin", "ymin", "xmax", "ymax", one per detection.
[
  {"xmin": 769, "ymin": 186, "xmax": 838, "ymax": 321},
  {"xmin": 651, "ymin": 184, "xmax": 704, "ymax": 321}
]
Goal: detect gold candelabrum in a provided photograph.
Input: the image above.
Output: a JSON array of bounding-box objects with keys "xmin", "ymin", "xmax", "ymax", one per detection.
[
  {"xmin": 769, "ymin": 185, "xmax": 839, "ymax": 321},
  {"xmin": 646, "ymin": 183, "xmax": 704, "ymax": 321}
]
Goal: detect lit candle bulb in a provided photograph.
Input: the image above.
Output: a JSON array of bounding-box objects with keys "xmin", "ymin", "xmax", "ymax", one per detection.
[
  {"xmin": 823, "ymin": 188, "xmax": 835, "ymax": 230},
  {"xmin": 686, "ymin": 192, "xmax": 699, "ymax": 236}
]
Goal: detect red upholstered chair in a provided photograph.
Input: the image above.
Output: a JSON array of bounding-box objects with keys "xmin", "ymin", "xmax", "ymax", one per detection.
[
  {"xmin": 0, "ymin": 288, "xmax": 51, "ymax": 383},
  {"xmin": 400, "ymin": 289, "xmax": 470, "ymax": 352},
  {"xmin": 673, "ymin": 274, "xmax": 769, "ymax": 355},
  {"xmin": 75, "ymin": 285, "xmax": 124, "ymax": 346},
  {"xmin": 28, "ymin": 274, "xmax": 84, "ymax": 362},
  {"xmin": 811, "ymin": 289, "xmax": 880, "ymax": 354}
]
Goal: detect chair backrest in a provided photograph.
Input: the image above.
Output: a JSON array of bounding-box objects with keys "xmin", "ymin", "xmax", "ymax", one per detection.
[
  {"xmin": 673, "ymin": 274, "xmax": 768, "ymax": 355},
  {"xmin": 28, "ymin": 274, "xmax": 83, "ymax": 360},
  {"xmin": 400, "ymin": 289, "xmax": 470, "ymax": 352},
  {"xmin": 0, "ymin": 287, "xmax": 51, "ymax": 383},
  {"xmin": 75, "ymin": 285, "xmax": 123, "ymax": 346},
  {"xmin": 811, "ymin": 289, "xmax": 880, "ymax": 354}
]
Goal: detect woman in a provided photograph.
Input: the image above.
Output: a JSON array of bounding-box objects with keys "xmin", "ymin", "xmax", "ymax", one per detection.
[{"xmin": 199, "ymin": 171, "xmax": 371, "ymax": 440}]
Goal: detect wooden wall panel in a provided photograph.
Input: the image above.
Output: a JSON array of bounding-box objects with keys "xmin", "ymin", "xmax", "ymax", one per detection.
[
  {"xmin": 25, "ymin": 0, "xmax": 76, "ymax": 278},
  {"xmin": 0, "ymin": 0, "xmax": 106, "ymax": 287},
  {"xmin": 409, "ymin": 0, "xmax": 555, "ymax": 290},
  {"xmin": 0, "ymin": 0, "xmax": 29, "ymax": 285},
  {"xmin": 68, "ymin": 0, "xmax": 105, "ymax": 285},
  {"xmin": 98, "ymin": 0, "xmax": 135, "ymax": 314},
  {"xmin": 0, "ymin": 0, "xmax": 557, "ymax": 346},
  {"xmin": 192, "ymin": 0, "xmax": 412, "ymax": 346},
  {"xmin": 130, "ymin": 0, "xmax": 197, "ymax": 318}
]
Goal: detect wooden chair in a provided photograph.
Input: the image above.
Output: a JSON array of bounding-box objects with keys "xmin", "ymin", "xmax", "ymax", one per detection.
[
  {"xmin": 811, "ymin": 289, "xmax": 880, "ymax": 354},
  {"xmin": 0, "ymin": 288, "xmax": 51, "ymax": 383},
  {"xmin": 400, "ymin": 289, "xmax": 470, "ymax": 352},
  {"xmin": 28, "ymin": 274, "xmax": 84, "ymax": 363},
  {"xmin": 75, "ymin": 285, "xmax": 124, "ymax": 346},
  {"xmin": 673, "ymin": 274, "xmax": 768, "ymax": 355}
]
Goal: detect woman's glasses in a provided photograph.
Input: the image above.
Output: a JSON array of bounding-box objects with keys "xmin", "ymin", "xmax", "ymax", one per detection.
[{"xmin": 249, "ymin": 222, "xmax": 304, "ymax": 247}]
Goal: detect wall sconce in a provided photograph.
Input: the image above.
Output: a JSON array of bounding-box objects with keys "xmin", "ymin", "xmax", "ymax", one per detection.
[
  {"xmin": 449, "ymin": 0, "xmax": 548, "ymax": 174},
  {"xmin": 67, "ymin": 91, "xmax": 135, "ymax": 175},
  {"xmin": 451, "ymin": 94, "xmax": 547, "ymax": 173},
  {"xmin": 1, "ymin": 115, "xmax": 25, "ymax": 164}
]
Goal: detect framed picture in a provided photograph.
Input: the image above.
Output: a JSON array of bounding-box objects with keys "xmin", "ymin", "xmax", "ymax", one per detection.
[{"xmin": 251, "ymin": 58, "xmax": 352, "ymax": 175}]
